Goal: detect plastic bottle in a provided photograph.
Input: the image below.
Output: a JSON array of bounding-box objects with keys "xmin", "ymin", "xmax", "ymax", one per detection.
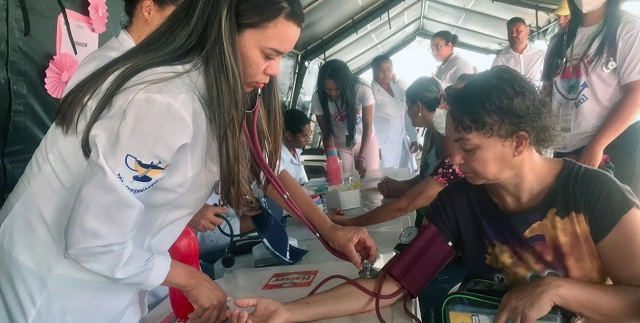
[
  {"xmin": 326, "ymin": 147, "xmax": 343, "ymax": 186},
  {"xmin": 168, "ymin": 227, "xmax": 200, "ymax": 321}
]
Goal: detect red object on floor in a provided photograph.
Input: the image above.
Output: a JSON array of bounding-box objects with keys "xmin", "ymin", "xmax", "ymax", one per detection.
[{"xmin": 168, "ymin": 227, "xmax": 200, "ymax": 320}]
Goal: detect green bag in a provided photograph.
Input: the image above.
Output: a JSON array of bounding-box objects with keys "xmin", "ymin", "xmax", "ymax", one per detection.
[{"xmin": 442, "ymin": 279, "xmax": 567, "ymax": 323}]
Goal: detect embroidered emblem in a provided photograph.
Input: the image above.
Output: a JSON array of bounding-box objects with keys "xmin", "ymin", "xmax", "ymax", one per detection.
[{"xmin": 117, "ymin": 154, "xmax": 169, "ymax": 194}]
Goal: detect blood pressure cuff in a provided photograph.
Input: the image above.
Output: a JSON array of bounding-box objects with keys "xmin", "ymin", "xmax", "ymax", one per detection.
[
  {"xmin": 383, "ymin": 224, "xmax": 455, "ymax": 298},
  {"xmin": 250, "ymin": 197, "xmax": 307, "ymax": 265}
]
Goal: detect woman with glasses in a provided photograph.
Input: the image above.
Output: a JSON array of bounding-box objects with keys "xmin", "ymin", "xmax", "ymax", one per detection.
[
  {"xmin": 431, "ymin": 30, "xmax": 475, "ymax": 88},
  {"xmin": 282, "ymin": 108, "xmax": 312, "ymax": 185}
]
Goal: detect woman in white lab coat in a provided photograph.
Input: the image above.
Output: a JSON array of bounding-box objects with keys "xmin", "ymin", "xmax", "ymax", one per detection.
[
  {"xmin": 370, "ymin": 55, "xmax": 418, "ymax": 172},
  {"xmin": 0, "ymin": 1, "xmax": 377, "ymax": 322}
]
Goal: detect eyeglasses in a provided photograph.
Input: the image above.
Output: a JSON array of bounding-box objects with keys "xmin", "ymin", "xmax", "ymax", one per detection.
[
  {"xmin": 297, "ymin": 131, "xmax": 313, "ymax": 139},
  {"xmin": 431, "ymin": 43, "xmax": 446, "ymax": 52}
]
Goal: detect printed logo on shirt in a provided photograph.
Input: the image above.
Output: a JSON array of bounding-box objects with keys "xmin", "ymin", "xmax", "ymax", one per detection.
[
  {"xmin": 553, "ymin": 54, "xmax": 594, "ymax": 109},
  {"xmin": 332, "ymin": 111, "xmax": 362, "ymax": 127},
  {"xmin": 117, "ymin": 154, "xmax": 169, "ymax": 194},
  {"xmin": 484, "ymin": 208, "xmax": 606, "ymax": 286}
]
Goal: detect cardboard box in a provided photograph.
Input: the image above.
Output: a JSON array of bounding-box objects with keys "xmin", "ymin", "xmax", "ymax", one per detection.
[{"xmin": 325, "ymin": 188, "xmax": 361, "ymax": 210}]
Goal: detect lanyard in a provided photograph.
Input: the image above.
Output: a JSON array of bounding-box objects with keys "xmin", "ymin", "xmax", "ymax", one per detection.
[{"xmin": 567, "ymin": 23, "xmax": 603, "ymax": 76}]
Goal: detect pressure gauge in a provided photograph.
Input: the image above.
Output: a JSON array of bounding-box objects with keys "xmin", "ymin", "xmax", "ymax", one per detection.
[{"xmin": 399, "ymin": 226, "xmax": 418, "ymax": 244}]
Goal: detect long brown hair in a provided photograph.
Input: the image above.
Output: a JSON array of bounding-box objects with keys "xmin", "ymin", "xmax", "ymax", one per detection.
[{"xmin": 55, "ymin": 0, "xmax": 304, "ymax": 210}]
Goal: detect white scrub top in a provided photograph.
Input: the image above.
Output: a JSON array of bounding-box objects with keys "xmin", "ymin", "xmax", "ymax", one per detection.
[
  {"xmin": 434, "ymin": 53, "xmax": 475, "ymax": 88},
  {"xmin": 0, "ymin": 31, "xmax": 218, "ymax": 322},
  {"xmin": 371, "ymin": 81, "xmax": 418, "ymax": 171},
  {"xmin": 279, "ymin": 144, "xmax": 308, "ymax": 185}
]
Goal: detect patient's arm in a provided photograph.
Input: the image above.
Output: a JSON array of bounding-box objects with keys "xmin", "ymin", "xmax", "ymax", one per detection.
[
  {"xmin": 229, "ymin": 272, "xmax": 406, "ymax": 323},
  {"xmin": 332, "ymin": 176, "xmax": 445, "ymax": 227}
]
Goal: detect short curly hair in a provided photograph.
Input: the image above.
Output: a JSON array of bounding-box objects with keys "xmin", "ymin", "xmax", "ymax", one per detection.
[{"xmin": 446, "ymin": 66, "xmax": 558, "ymax": 149}]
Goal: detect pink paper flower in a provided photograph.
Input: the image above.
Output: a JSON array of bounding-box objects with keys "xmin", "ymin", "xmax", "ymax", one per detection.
[
  {"xmin": 88, "ymin": 0, "xmax": 109, "ymax": 34},
  {"xmin": 44, "ymin": 53, "xmax": 79, "ymax": 99}
]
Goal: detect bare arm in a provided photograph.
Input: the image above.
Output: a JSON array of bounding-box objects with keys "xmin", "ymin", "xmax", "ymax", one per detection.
[
  {"xmin": 230, "ymin": 272, "xmax": 406, "ymax": 323},
  {"xmin": 344, "ymin": 176, "xmax": 445, "ymax": 227},
  {"xmin": 580, "ymin": 80, "xmax": 640, "ymax": 167},
  {"xmin": 554, "ymin": 207, "xmax": 640, "ymax": 321},
  {"xmin": 285, "ymin": 274, "xmax": 405, "ymax": 321},
  {"xmin": 496, "ymin": 208, "xmax": 640, "ymax": 322},
  {"xmin": 358, "ymin": 104, "xmax": 374, "ymax": 160},
  {"xmin": 314, "ymin": 114, "xmax": 335, "ymax": 150}
]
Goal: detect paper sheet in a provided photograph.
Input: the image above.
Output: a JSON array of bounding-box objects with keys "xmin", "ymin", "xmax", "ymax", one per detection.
[{"xmin": 57, "ymin": 10, "xmax": 99, "ymax": 63}]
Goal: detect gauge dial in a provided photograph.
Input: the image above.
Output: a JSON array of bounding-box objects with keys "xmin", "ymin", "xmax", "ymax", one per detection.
[{"xmin": 399, "ymin": 226, "xmax": 418, "ymax": 244}]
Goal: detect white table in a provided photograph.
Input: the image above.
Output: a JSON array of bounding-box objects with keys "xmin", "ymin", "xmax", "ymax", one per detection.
[{"xmin": 143, "ymin": 168, "xmax": 419, "ymax": 322}]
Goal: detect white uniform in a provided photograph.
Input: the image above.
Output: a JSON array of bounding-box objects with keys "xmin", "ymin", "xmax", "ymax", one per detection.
[
  {"xmin": 371, "ymin": 81, "xmax": 418, "ymax": 172},
  {"xmin": 280, "ymin": 144, "xmax": 308, "ymax": 185},
  {"xmin": 552, "ymin": 13, "xmax": 640, "ymax": 152},
  {"xmin": 434, "ymin": 53, "xmax": 475, "ymax": 88},
  {"xmin": 492, "ymin": 43, "xmax": 545, "ymax": 85},
  {"xmin": 0, "ymin": 31, "xmax": 218, "ymax": 322}
]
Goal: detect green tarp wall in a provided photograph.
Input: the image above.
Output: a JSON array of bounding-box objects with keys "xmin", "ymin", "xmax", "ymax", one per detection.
[{"xmin": 1, "ymin": 0, "xmax": 125, "ymax": 207}]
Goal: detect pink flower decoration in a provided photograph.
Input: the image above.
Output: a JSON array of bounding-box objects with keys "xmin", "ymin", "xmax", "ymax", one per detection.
[
  {"xmin": 88, "ymin": 0, "xmax": 109, "ymax": 34},
  {"xmin": 44, "ymin": 53, "xmax": 79, "ymax": 99}
]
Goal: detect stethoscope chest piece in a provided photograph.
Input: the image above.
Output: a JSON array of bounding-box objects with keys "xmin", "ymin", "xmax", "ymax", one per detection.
[{"xmin": 359, "ymin": 259, "xmax": 379, "ymax": 279}]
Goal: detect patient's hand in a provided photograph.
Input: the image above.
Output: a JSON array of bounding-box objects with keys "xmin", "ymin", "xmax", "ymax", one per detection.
[
  {"xmin": 227, "ymin": 297, "xmax": 291, "ymax": 323},
  {"xmin": 328, "ymin": 212, "xmax": 350, "ymax": 226},
  {"xmin": 377, "ymin": 177, "xmax": 411, "ymax": 198},
  {"xmin": 188, "ymin": 204, "xmax": 226, "ymax": 233}
]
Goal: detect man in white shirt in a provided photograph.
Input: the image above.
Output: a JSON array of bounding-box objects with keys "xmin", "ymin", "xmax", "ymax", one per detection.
[{"xmin": 492, "ymin": 17, "xmax": 545, "ymax": 84}]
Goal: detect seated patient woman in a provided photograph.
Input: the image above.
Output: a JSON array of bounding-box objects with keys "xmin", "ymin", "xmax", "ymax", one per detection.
[
  {"xmin": 228, "ymin": 66, "xmax": 640, "ymax": 323},
  {"xmin": 330, "ymin": 77, "xmax": 463, "ymax": 227}
]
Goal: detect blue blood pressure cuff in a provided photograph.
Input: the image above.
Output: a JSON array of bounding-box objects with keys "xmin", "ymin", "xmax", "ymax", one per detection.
[{"xmin": 250, "ymin": 197, "xmax": 307, "ymax": 265}]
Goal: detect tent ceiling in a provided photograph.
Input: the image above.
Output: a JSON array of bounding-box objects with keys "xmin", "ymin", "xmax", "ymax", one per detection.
[{"xmin": 295, "ymin": 0, "xmax": 559, "ymax": 73}]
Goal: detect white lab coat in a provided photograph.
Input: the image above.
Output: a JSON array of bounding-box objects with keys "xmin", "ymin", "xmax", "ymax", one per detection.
[
  {"xmin": 0, "ymin": 31, "xmax": 218, "ymax": 322},
  {"xmin": 371, "ymin": 81, "xmax": 418, "ymax": 172}
]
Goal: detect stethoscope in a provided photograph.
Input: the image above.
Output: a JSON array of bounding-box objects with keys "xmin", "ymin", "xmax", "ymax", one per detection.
[
  {"xmin": 242, "ymin": 85, "xmax": 350, "ymax": 262},
  {"xmin": 560, "ymin": 25, "xmax": 617, "ymax": 76},
  {"xmin": 243, "ymin": 86, "xmax": 423, "ymax": 323}
]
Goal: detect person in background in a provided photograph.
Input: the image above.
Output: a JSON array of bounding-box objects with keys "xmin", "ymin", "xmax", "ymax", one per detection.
[
  {"xmin": 544, "ymin": 0, "xmax": 640, "ymax": 197},
  {"xmin": 431, "ymin": 30, "xmax": 475, "ymax": 88},
  {"xmin": 282, "ymin": 108, "xmax": 312, "ymax": 185},
  {"xmin": 426, "ymin": 31, "xmax": 475, "ymax": 178},
  {"xmin": 0, "ymin": 1, "xmax": 378, "ymax": 322},
  {"xmin": 492, "ymin": 17, "xmax": 546, "ymax": 85},
  {"xmin": 311, "ymin": 59, "xmax": 379, "ymax": 177},
  {"xmin": 555, "ymin": 0, "xmax": 571, "ymax": 30},
  {"xmin": 331, "ymin": 77, "xmax": 463, "ymax": 227},
  {"xmin": 541, "ymin": 0, "xmax": 571, "ymax": 98},
  {"xmin": 370, "ymin": 55, "xmax": 418, "ymax": 173},
  {"xmin": 378, "ymin": 74, "xmax": 472, "ymax": 199},
  {"xmin": 227, "ymin": 65, "xmax": 640, "ymax": 323}
]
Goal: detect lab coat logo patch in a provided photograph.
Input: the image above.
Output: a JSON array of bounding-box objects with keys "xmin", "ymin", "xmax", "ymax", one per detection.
[{"xmin": 117, "ymin": 154, "xmax": 169, "ymax": 194}]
